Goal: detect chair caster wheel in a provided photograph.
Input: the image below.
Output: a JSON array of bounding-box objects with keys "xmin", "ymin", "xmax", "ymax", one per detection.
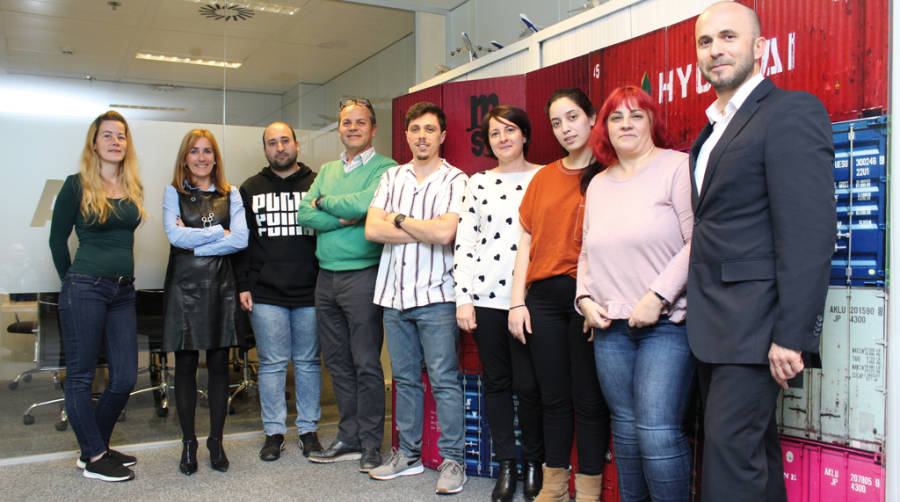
[
  {"xmin": 8, "ymin": 381, "xmax": 18, "ymax": 390},
  {"xmin": 23, "ymin": 374, "xmax": 32, "ymax": 383},
  {"xmin": 156, "ymin": 407, "xmax": 169, "ymax": 417},
  {"xmin": 55, "ymin": 420, "xmax": 68, "ymax": 431},
  {"xmin": 23, "ymin": 414, "xmax": 35, "ymax": 425}
]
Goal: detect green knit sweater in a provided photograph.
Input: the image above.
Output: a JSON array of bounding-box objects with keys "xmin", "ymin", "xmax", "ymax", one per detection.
[{"xmin": 296, "ymin": 153, "xmax": 396, "ymax": 271}]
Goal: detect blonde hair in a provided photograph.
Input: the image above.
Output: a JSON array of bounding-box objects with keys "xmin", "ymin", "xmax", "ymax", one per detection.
[
  {"xmin": 78, "ymin": 111, "xmax": 146, "ymax": 223},
  {"xmin": 170, "ymin": 129, "xmax": 229, "ymax": 196}
]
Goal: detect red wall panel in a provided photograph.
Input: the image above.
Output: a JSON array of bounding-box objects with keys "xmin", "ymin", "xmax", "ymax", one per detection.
[
  {"xmin": 589, "ymin": 0, "xmax": 888, "ymax": 151},
  {"xmin": 441, "ymin": 75, "xmax": 526, "ymax": 176},
  {"xmin": 391, "ymin": 86, "xmax": 442, "ymax": 164},
  {"xmin": 525, "ymin": 55, "xmax": 590, "ymax": 166}
]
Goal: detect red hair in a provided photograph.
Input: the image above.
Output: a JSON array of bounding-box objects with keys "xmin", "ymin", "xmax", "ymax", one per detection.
[{"xmin": 590, "ymin": 85, "xmax": 670, "ymax": 167}]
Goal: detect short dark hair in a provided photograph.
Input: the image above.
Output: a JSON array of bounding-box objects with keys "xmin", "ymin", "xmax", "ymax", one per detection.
[
  {"xmin": 480, "ymin": 105, "xmax": 532, "ymax": 159},
  {"xmin": 262, "ymin": 121, "xmax": 297, "ymax": 146},
  {"xmin": 404, "ymin": 102, "xmax": 446, "ymax": 131}
]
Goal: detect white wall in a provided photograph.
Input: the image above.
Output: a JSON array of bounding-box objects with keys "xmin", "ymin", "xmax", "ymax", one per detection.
[
  {"xmin": 415, "ymin": 0, "xmax": 715, "ymax": 90},
  {"xmin": 0, "ymin": 112, "xmax": 342, "ymax": 293},
  {"xmin": 0, "ymin": 73, "xmax": 284, "ymax": 126},
  {"xmin": 293, "ymin": 34, "xmax": 416, "ymax": 163}
]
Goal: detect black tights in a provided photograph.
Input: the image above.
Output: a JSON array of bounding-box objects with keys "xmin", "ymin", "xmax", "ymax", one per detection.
[{"xmin": 174, "ymin": 348, "xmax": 229, "ymax": 441}]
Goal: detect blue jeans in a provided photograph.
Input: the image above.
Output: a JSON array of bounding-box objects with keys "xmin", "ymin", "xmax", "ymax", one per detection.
[
  {"xmin": 593, "ymin": 319, "xmax": 696, "ymax": 502},
  {"xmin": 384, "ymin": 302, "xmax": 464, "ymax": 463},
  {"xmin": 250, "ymin": 304, "xmax": 321, "ymax": 435},
  {"xmin": 58, "ymin": 273, "xmax": 138, "ymax": 458}
]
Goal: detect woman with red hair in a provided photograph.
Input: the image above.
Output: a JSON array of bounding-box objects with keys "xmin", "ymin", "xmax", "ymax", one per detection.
[{"xmin": 577, "ymin": 85, "xmax": 695, "ymax": 501}]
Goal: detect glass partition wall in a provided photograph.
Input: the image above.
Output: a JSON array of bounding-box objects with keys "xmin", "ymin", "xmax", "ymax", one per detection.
[{"xmin": 0, "ymin": 0, "xmax": 412, "ymax": 459}]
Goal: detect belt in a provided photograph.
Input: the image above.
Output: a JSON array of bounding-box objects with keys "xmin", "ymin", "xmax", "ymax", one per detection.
[{"xmin": 67, "ymin": 273, "xmax": 135, "ymax": 285}]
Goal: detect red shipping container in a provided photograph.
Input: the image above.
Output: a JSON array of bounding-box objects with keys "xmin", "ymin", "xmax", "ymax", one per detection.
[
  {"xmin": 525, "ymin": 55, "xmax": 590, "ymax": 166},
  {"xmin": 589, "ymin": 0, "xmax": 889, "ymax": 151},
  {"xmin": 808, "ymin": 443, "xmax": 884, "ymax": 502},
  {"xmin": 459, "ymin": 329, "xmax": 483, "ymax": 374},
  {"xmin": 601, "ymin": 444, "xmax": 621, "ymax": 502},
  {"xmin": 440, "ymin": 75, "xmax": 526, "ymax": 177},
  {"xmin": 390, "ymin": 370, "xmax": 444, "ymax": 470},
  {"xmin": 392, "ymin": 86, "xmax": 442, "ymax": 165},
  {"xmin": 779, "ymin": 435, "xmax": 885, "ymax": 502},
  {"xmin": 781, "ymin": 437, "xmax": 807, "ymax": 502}
]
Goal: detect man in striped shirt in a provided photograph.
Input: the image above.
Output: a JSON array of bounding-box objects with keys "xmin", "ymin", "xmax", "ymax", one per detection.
[{"xmin": 364, "ymin": 102, "xmax": 468, "ymax": 495}]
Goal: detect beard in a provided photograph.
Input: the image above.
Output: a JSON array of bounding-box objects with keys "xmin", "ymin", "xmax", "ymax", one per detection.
[
  {"xmin": 267, "ymin": 152, "xmax": 298, "ymax": 172},
  {"xmin": 700, "ymin": 53, "xmax": 756, "ymax": 93}
]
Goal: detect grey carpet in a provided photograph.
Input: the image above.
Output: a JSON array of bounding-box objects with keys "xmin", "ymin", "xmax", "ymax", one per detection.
[{"xmin": 0, "ymin": 425, "xmax": 521, "ymax": 501}]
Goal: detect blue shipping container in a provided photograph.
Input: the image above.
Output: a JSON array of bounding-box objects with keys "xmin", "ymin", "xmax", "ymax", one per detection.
[{"xmin": 830, "ymin": 116, "xmax": 888, "ymax": 286}]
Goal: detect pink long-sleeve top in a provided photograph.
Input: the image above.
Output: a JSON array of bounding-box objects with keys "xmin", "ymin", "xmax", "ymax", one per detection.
[{"xmin": 576, "ymin": 148, "xmax": 693, "ymax": 323}]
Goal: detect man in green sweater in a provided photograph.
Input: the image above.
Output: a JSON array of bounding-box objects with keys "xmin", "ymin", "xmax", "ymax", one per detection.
[{"xmin": 297, "ymin": 98, "xmax": 397, "ymax": 472}]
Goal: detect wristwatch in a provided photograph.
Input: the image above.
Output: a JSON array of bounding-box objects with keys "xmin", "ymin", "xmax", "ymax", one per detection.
[
  {"xmin": 393, "ymin": 213, "xmax": 407, "ymax": 228},
  {"xmin": 314, "ymin": 196, "xmax": 324, "ymax": 211}
]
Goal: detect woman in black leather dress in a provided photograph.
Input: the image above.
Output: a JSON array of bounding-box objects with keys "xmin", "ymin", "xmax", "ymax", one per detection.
[{"xmin": 162, "ymin": 129, "xmax": 248, "ymax": 475}]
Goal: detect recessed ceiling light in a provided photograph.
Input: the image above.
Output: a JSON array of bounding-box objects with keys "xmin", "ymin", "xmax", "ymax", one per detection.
[
  {"xmin": 110, "ymin": 104, "xmax": 189, "ymax": 112},
  {"xmin": 136, "ymin": 52, "xmax": 242, "ymax": 69}
]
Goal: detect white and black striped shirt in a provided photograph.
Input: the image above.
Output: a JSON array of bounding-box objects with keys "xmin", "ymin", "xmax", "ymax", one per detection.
[{"xmin": 370, "ymin": 159, "xmax": 468, "ymax": 310}]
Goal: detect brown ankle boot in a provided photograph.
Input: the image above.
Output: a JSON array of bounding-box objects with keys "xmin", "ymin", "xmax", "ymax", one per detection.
[
  {"xmin": 574, "ymin": 473, "xmax": 603, "ymax": 501},
  {"xmin": 534, "ymin": 465, "xmax": 571, "ymax": 502}
]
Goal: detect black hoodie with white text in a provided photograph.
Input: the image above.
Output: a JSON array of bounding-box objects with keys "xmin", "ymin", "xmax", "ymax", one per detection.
[{"xmin": 235, "ymin": 163, "xmax": 317, "ymax": 307}]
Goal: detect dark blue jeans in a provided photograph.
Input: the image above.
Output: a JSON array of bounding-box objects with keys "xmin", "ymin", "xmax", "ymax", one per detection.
[
  {"xmin": 593, "ymin": 319, "xmax": 695, "ymax": 502},
  {"xmin": 58, "ymin": 273, "xmax": 137, "ymax": 458}
]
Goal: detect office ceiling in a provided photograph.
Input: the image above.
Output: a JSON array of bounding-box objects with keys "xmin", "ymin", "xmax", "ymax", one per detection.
[{"xmin": 0, "ymin": 0, "xmax": 465, "ymax": 94}]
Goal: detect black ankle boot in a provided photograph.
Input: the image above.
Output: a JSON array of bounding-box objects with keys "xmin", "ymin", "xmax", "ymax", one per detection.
[
  {"xmin": 522, "ymin": 460, "xmax": 543, "ymax": 502},
  {"xmin": 180, "ymin": 439, "xmax": 198, "ymax": 475},
  {"xmin": 207, "ymin": 436, "xmax": 229, "ymax": 472},
  {"xmin": 492, "ymin": 459, "xmax": 518, "ymax": 502}
]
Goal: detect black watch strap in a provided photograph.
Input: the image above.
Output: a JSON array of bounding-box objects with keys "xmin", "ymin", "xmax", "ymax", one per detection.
[{"xmin": 394, "ymin": 213, "xmax": 407, "ymax": 228}]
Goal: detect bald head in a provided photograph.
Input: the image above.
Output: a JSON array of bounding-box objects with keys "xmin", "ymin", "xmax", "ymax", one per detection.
[{"xmin": 695, "ymin": 1, "xmax": 766, "ymax": 100}]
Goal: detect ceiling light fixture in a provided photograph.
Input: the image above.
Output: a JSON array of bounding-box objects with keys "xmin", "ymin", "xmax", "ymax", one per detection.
[
  {"xmin": 185, "ymin": 1, "xmax": 300, "ymax": 18},
  {"xmin": 136, "ymin": 52, "xmax": 242, "ymax": 69}
]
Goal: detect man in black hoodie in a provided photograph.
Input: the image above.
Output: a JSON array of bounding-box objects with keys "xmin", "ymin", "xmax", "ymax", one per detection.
[{"xmin": 236, "ymin": 122, "xmax": 324, "ymax": 461}]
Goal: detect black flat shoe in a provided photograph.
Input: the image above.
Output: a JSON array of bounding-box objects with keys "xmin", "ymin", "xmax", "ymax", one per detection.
[
  {"xmin": 180, "ymin": 439, "xmax": 198, "ymax": 475},
  {"xmin": 492, "ymin": 459, "xmax": 518, "ymax": 502},
  {"xmin": 522, "ymin": 460, "xmax": 543, "ymax": 502},
  {"xmin": 207, "ymin": 436, "xmax": 229, "ymax": 472}
]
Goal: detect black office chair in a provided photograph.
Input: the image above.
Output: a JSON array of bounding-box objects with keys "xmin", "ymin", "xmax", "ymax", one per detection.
[
  {"xmin": 6, "ymin": 312, "xmax": 41, "ymax": 390},
  {"xmin": 22, "ymin": 293, "xmax": 68, "ymax": 430},
  {"xmin": 227, "ymin": 311, "xmax": 256, "ymax": 414},
  {"xmin": 129, "ymin": 289, "xmax": 171, "ymax": 417}
]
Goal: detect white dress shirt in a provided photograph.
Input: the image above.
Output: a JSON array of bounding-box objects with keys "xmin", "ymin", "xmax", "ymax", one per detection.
[{"xmin": 694, "ymin": 73, "xmax": 765, "ymax": 194}]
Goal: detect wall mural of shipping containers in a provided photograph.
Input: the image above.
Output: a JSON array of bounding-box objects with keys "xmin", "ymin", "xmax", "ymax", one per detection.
[{"xmin": 390, "ymin": 0, "xmax": 889, "ymax": 500}]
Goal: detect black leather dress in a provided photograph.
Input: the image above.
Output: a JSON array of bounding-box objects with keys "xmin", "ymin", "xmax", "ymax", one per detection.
[{"xmin": 162, "ymin": 188, "xmax": 245, "ymax": 352}]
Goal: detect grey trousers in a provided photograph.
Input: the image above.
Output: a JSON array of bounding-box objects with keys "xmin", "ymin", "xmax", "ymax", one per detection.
[{"xmin": 315, "ymin": 266, "xmax": 385, "ymax": 448}]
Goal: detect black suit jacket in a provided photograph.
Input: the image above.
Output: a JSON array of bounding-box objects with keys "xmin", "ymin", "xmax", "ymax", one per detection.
[{"xmin": 687, "ymin": 78, "xmax": 836, "ymax": 365}]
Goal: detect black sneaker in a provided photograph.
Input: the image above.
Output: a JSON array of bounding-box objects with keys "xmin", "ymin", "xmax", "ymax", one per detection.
[
  {"xmin": 359, "ymin": 447, "xmax": 382, "ymax": 473},
  {"xmin": 76, "ymin": 448, "xmax": 136, "ymax": 469},
  {"xmin": 82, "ymin": 454, "xmax": 135, "ymax": 482},
  {"xmin": 308, "ymin": 439, "xmax": 361, "ymax": 463},
  {"xmin": 259, "ymin": 434, "xmax": 285, "ymax": 461},
  {"xmin": 298, "ymin": 431, "xmax": 324, "ymax": 457}
]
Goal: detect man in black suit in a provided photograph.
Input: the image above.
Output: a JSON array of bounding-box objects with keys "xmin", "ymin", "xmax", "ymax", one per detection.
[{"xmin": 688, "ymin": 3, "xmax": 836, "ymax": 501}]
